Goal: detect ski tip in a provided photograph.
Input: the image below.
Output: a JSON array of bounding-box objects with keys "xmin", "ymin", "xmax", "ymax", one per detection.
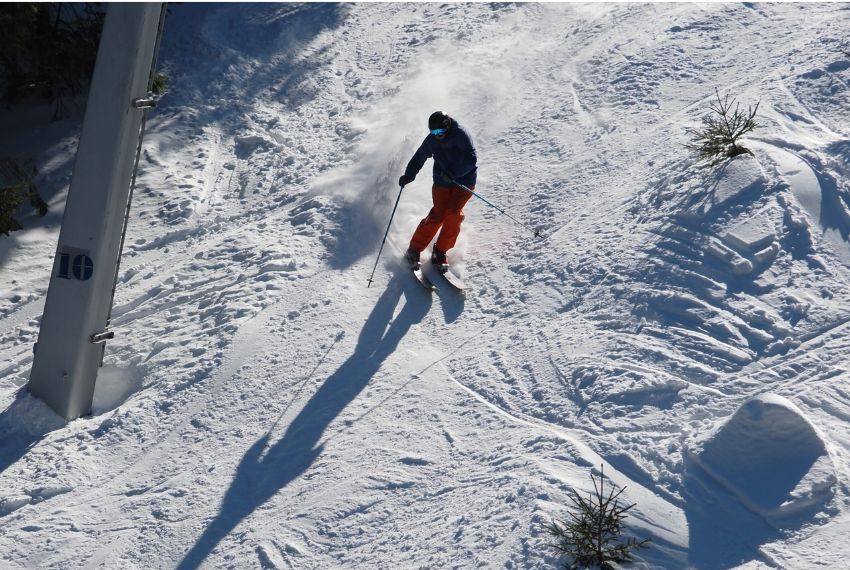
[{"xmin": 412, "ymin": 268, "xmax": 435, "ymax": 291}]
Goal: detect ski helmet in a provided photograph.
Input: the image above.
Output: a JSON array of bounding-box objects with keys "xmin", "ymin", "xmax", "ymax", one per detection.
[{"xmin": 428, "ymin": 111, "xmax": 451, "ymax": 131}]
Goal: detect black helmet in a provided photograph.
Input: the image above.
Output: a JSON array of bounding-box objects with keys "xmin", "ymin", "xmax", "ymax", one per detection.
[{"xmin": 428, "ymin": 111, "xmax": 451, "ymax": 131}]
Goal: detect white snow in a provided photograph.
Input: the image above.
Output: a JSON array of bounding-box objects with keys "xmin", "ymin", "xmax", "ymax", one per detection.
[
  {"xmin": 722, "ymin": 213, "xmax": 777, "ymax": 254},
  {"xmin": 711, "ymin": 155, "xmax": 768, "ymax": 211},
  {"xmin": 687, "ymin": 393, "xmax": 836, "ymax": 525},
  {"xmin": 3, "ymin": 3, "xmax": 850, "ymax": 569}
]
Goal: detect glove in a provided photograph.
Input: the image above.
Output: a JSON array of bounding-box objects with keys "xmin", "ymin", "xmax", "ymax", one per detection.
[{"xmin": 399, "ymin": 174, "xmax": 414, "ymax": 187}]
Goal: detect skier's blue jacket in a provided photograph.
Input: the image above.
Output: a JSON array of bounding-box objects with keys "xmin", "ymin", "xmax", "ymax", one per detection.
[{"xmin": 404, "ymin": 119, "xmax": 477, "ymax": 188}]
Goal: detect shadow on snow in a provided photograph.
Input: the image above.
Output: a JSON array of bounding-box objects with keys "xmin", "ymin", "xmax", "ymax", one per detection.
[
  {"xmin": 177, "ymin": 271, "xmax": 431, "ymax": 569},
  {"xmin": 0, "ymin": 388, "xmax": 64, "ymax": 479},
  {"xmin": 158, "ymin": 3, "xmax": 347, "ymax": 134},
  {"xmin": 683, "ymin": 458, "xmax": 782, "ymax": 570}
]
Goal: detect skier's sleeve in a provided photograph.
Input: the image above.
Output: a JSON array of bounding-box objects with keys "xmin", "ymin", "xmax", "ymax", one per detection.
[
  {"xmin": 403, "ymin": 138, "xmax": 432, "ymax": 181},
  {"xmin": 455, "ymin": 130, "xmax": 477, "ymax": 179}
]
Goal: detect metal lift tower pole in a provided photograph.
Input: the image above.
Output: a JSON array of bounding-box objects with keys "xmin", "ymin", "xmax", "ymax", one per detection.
[{"xmin": 29, "ymin": 4, "xmax": 166, "ymax": 420}]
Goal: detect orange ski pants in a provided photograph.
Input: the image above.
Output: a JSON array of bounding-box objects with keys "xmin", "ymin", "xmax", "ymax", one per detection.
[{"xmin": 409, "ymin": 184, "xmax": 473, "ymax": 253}]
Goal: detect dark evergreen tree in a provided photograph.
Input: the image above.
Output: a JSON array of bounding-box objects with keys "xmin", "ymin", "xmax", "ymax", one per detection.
[
  {"xmin": 0, "ymin": 3, "xmax": 105, "ymax": 118},
  {"xmin": 0, "ymin": 158, "xmax": 44, "ymax": 236},
  {"xmin": 546, "ymin": 465, "xmax": 650, "ymax": 569}
]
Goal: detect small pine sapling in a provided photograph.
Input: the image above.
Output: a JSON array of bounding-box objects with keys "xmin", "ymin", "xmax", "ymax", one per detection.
[
  {"xmin": 546, "ymin": 465, "xmax": 650, "ymax": 569},
  {"xmin": 151, "ymin": 72, "xmax": 169, "ymax": 96},
  {"xmin": 0, "ymin": 158, "xmax": 46, "ymax": 236},
  {"xmin": 687, "ymin": 88, "xmax": 759, "ymax": 165}
]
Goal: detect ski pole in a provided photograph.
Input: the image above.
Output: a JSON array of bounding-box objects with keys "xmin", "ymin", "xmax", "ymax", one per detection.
[
  {"xmin": 367, "ymin": 183, "xmax": 405, "ymax": 287},
  {"xmin": 451, "ymin": 180, "xmax": 543, "ymax": 239}
]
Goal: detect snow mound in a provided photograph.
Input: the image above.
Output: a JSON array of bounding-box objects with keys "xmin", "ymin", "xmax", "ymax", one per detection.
[
  {"xmin": 688, "ymin": 393, "xmax": 836, "ymax": 525},
  {"xmin": 722, "ymin": 211, "xmax": 777, "ymax": 254},
  {"xmin": 712, "ymin": 154, "xmax": 766, "ymax": 208}
]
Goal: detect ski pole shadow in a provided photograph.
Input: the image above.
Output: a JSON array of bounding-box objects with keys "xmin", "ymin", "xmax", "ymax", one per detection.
[{"xmin": 176, "ymin": 272, "xmax": 431, "ymax": 569}]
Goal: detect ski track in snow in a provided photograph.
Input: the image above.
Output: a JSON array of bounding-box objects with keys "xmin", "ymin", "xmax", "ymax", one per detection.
[{"xmin": 3, "ymin": 3, "xmax": 850, "ymax": 568}]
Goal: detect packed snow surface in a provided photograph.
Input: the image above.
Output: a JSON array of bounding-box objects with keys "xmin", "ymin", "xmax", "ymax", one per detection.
[{"xmin": 3, "ymin": 3, "xmax": 850, "ymax": 568}]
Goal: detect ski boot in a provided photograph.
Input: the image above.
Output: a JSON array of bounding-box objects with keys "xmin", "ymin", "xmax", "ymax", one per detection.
[
  {"xmin": 404, "ymin": 248, "xmax": 421, "ymax": 270},
  {"xmin": 431, "ymin": 246, "xmax": 448, "ymax": 274}
]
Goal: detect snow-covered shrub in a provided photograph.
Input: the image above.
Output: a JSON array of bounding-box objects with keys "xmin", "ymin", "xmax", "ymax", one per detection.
[
  {"xmin": 687, "ymin": 88, "xmax": 759, "ymax": 165},
  {"xmin": 546, "ymin": 465, "xmax": 650, "ymax": 569},
  {"xmin": 0, "ymin": 159, "xmax": 46, "ymax": 236}
]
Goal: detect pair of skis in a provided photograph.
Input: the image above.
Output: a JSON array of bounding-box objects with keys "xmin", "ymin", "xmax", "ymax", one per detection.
[{"xmin": 411, "ymin": 260, "xmax": 464, "ymax": 292}]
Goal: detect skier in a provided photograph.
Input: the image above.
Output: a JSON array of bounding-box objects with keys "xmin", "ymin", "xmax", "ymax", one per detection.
[{"xmin": 399, "ymin": 111, "xmax": 477, "ymax": 273}]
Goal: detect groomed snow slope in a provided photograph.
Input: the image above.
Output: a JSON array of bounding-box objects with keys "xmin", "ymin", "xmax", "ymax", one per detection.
[{"xmin": 3, "ymin": 3, "xmax": 850, "ymax": 568}]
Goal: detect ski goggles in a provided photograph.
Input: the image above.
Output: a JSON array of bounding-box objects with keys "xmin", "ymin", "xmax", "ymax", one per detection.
[{"xmin": 430, "ymin": 128, "xmax": 447, "ymax": 136}]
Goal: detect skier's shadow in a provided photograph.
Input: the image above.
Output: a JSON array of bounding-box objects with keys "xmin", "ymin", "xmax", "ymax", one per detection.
[
  {"xmin": 437, "ymin": 286, "xmax": 464, "ymax": 324},
  {"xmin": 177, "ymin": 272, "xmax": 431, "ymax": 569}
]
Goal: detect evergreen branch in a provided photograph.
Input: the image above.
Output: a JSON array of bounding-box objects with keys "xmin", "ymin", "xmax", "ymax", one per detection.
[
  {"xmin": 545, "ymin": 464, "xmax": 650, "ymax": 568},
  {"xmin": 686, "ymin": 87, "xmax": 759, "ymax": 165}
]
